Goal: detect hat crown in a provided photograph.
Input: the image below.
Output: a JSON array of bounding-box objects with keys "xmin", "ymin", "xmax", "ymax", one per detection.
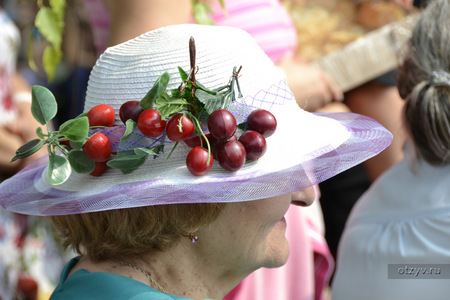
[{"xmin": 84, "ymin": 24, "xmax": 282, "ymax": 125}]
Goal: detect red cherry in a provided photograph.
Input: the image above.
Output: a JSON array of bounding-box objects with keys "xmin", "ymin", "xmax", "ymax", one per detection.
[
  {"xmin": 83, "ymin": 132, "xmax": 111, "ymax": 162},
  {"xmin": 119, "ymin": 100, "xmax": 143, "ymax": 124},
  {"xmin": 207, "ymin": 109, "xmax": 237, "ymax": 140},
  {"xmin": 217, "ymin": 140, "xmax": 246, "ymax": 172},
  {"xmin": 239, "ymin": 130, "xmax": 267, "ymax": 160},
  {"xmin": 186, "ymin": 146, "xmax": 214, "ymax": 176},
  {"xmin": 246, "ymin": 109, "xmax": 277, "ymax": 137},
  {"xmin": 87, "ymin": 104, "xmax": 115, "ymax": 127},
  {"xmin": 90, "ymin": 161, "xmax": 108, "ymax": 176},
  {"xmin": 166, "ymin": 113, "xmax": 196, "ymax": 141},
  {"xmin": 137, "ymin": 109, "xmax": 166, "ymax": 137}
]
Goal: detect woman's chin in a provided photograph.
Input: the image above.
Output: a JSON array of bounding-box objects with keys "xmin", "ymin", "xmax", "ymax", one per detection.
[{"xmin": 264, "ymin": 220, "xmax": 290, "ymax": 268}]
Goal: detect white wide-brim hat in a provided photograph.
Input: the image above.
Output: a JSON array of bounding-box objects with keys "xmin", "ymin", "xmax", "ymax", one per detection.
[{"xmin": 0, "ymin": 24, "xmax": 392, "ymax": 216}]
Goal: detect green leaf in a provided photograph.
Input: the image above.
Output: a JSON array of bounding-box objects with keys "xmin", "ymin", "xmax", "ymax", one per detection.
[
  {"xmin": 195, "ymin": 88, "xmax": 228, "ymax": 114},
  {"xmin": 42, "ymin": 45, "xmax": 62, "ymax": 82},
  {"xmin": 34, "ymin": 1, "xmax": 65, "ymax": 82},
  {"xmin": 59, "ymin": 116, "xmax": 89, "ymax": 142},
  {"xmin": 237, "ymin": 122, "xmax": 247, "ymax": 132},
  {"xmin": 31, "ymin": 85, "xmax": 57, "ymax": 125},
  {"xmin": 122, "ymin": 119, "xmax": 137, "ymax": 141},
  {"xmin": 76, "ymin": 112, "xmax": 88, "ymax": 118},
  {"xmin": 217, "ymin": 0, "xmax": 226, "ymax": 11},
  {"xmin": 179, "ymin": 66, "xmax": 209, "ymax": 92},
  {"xmin": 150, "ymin": 144, "xmax": 165, "ymax": 158},
  {"xmin": 107, "ymin": 150, "xmax": 147, "ymax": 174},
  {"xmin": 36, "ymin": 127, "xmax": 45, "ymax": 139},
  {"xmin": 156, "ymin": 92, "xmax": 189, "ymax": 120},
  {"xmin": 69, "ymin": 140, "xmax": 85, "ymax": 150},
  {"xmin": 140, "ymin": 72, "xmax": 170, "ymax": 110},
  {"xmin": 192, "ymin": 1, "xmax": 215, "ymax": 25},
  {"xmin": 35, "ymin": 7, "xmax": 62, "ymax": 49},
  {"xmin": 134, "ymin": 147, "xmax": 160, "ymax": 156},
  {"xmin": 137, "ymin": 144, "xmax": 165, "ymax": 159},
  {"xmin": 178, "ymin": 66, "xmax": 189, "ymax": 82},
  {"xmin": 11, "ymin": 139, "xmax": 45, "ymax": 162},
  {"xmin": 27, "ymin": 31, "xmax": 38, "ymax": 72},
  {"xmin": 50, "ymin": 0, "xmax": 66, "ymax": 19},
  {"xmin": 68, "ymin": 150, "xmax": 95, "ymax": 174},
  {"xmin": 48, "ymin": 152, "xmax": 71, "ymax": 185}
]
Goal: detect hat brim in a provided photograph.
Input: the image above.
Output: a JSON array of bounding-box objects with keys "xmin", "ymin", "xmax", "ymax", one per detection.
[{"xmin": 0, "ymin": 102, "xmax": 392, "ymax": 216}]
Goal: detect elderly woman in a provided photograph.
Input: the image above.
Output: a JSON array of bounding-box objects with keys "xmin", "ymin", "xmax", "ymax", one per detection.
[
  {"xmin": 0, "ymin": 24, "xmax": 391, "ymax": 299},
  {"xmin": 331, "ymin": 0, "xmax": 450, "ymax": 299}
]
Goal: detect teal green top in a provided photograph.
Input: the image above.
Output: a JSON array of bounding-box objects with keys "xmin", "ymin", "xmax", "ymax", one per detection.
[{"xmin": 50, "ymin": 257, "xmax": 191, "ymax": 300}]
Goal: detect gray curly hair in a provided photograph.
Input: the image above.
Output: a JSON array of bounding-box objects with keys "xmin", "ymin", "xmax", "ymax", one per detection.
[{"xmin": 397, "ymin": 0, "xmax": 450, "ymax": 165}]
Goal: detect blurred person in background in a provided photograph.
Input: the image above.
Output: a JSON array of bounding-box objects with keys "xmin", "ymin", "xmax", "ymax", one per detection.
[
  {"xmin": 331, "ymin": 0, "xmax": 450, "ymax": 298},
  {"xmin": 0, "ymin": 4, "xmax": 71, "ymax": 300}
]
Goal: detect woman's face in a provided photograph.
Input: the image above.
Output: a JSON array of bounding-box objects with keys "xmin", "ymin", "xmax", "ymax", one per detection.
[{"xmin": 196, "ymin": 186, "xmax": 315, "ymax": 277}]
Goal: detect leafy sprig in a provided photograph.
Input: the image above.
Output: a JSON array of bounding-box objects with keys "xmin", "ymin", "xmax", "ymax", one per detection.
[
  {"xmin": 12, "ymin": 85, "xmax": 90, "ymax": 185},
  {"xmin": 15, "ymin": 40, "xmax": 243, "ymax": 184}
]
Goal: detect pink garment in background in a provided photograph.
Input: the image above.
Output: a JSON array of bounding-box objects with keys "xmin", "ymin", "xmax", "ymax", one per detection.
[
  {"xmin": 83, "ymin": 0, "xmax": 297, "ymax": 62},
  {"xmin": 209, "ymin": 0, "xmax": 297, "ymax": 63},
  {"xmin": 225, "ymin": 204, "xmax": 315, "ymax": 300},
  {"xmin": 82, "ymin": 0, "xmax": 110, "ymax": 55}
]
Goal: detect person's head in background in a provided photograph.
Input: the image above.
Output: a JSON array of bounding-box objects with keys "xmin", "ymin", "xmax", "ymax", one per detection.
[{"xmin": 397, "ymin": 0, "xmax": 449, "ymax": 166}]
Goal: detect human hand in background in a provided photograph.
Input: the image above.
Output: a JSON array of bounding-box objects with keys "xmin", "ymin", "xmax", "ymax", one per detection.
[
  {"xmin": 277, "ymin": 54, "xmax": 343, "ymax": 112},
  {"xmin": 0, "ymin": 125, "xmax": 24, "ymax": 173},
  {"xmin": 2, "ymin": 102, "xmax": 48, "ymax": 173},
  {"xmin": 104, "ymin": 0, "xmax": 192, "ymax": 47},
  {"xmin": 0, "ymin": 74, "xmax": 48, "ymax": 174}
]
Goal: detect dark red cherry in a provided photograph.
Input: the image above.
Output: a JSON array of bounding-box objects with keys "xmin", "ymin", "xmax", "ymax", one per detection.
[
  {"xmin": 119, "ymin": 101, "xmax": 143, "ymax": 124},
  {"xmin": 217, "ymin": 140, "xmax": 246, "ymax": 172},
  {"xmin": 208, "ymin": 134, "xmax": 237, "ymax": 158},
  {"xmin": 207, "ymin": 109, "xmax": 237, "ymax": 140},
  {"xmin": 246, "ymin": 109, "xmax": 277, "ymax": 138},
  {"xmin": 239, "ymin": 130, "xmax": 267, "ymax": 160}
]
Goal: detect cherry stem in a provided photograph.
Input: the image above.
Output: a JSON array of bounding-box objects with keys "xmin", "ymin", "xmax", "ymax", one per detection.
[
  {"xmin": 223, "ymin": 66, "xmax": 243, "ymax": 109},
  {"xmin": 189, "ymin": 37, "xmax": 197, "ymax": 102},
  {"xmin": 179, "ymin": 67, "xmax": 197, "ymax": 94},
  {"xmin": 166, "ymin": 141, "xmax": 179, "ymax": 161},
  {"xmin": 186, "ymin": 111, "xmax": 212, "ymax": 165},
  {"xmin": 234, "ymin": 66, "xmax": 243, "ymax": 98}
]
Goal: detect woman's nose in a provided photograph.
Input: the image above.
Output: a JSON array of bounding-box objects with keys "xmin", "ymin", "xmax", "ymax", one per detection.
[{"xmin": 291, "ymin": 186, "xmax": 315, "ymax": 207}]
